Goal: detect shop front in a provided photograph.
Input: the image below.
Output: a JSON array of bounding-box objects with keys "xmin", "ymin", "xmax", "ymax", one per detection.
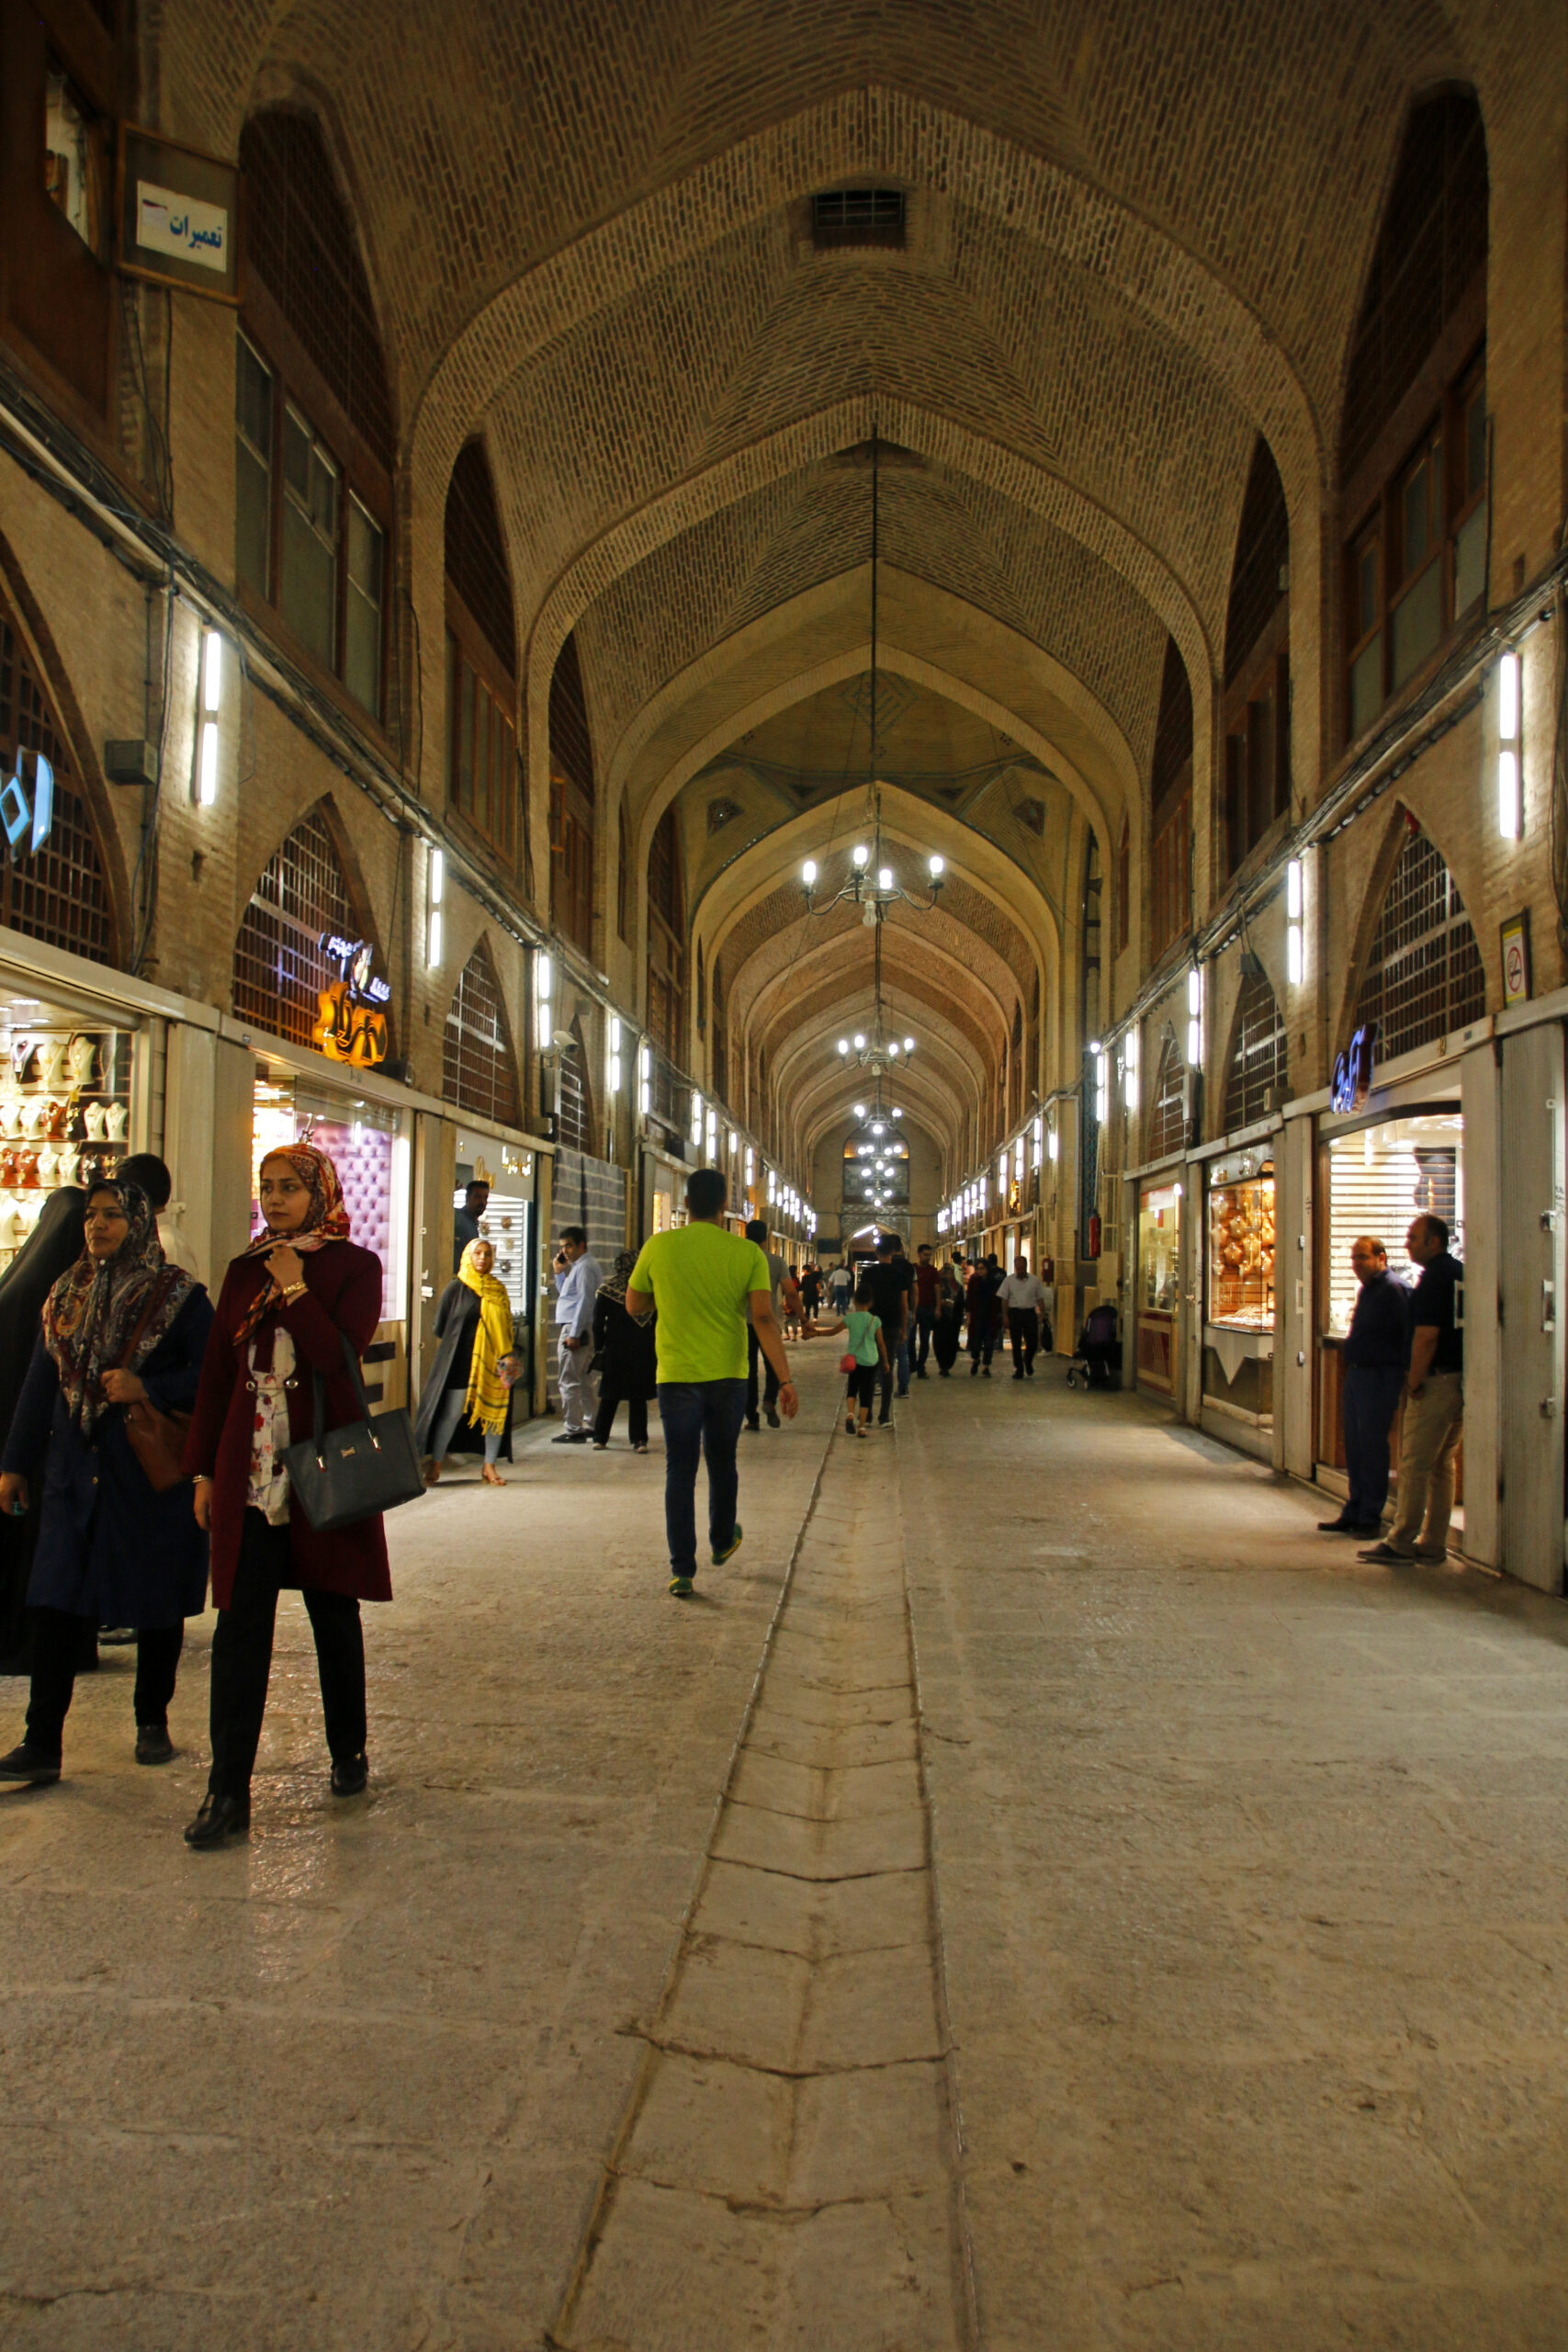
[
  {"xmin": 1201, "ymin": 1145, "xmax": 1277, "ymax": 1461},
  {"xmin": 450, "ymin": 1121, "xmax": 542, "ymax": 1407},
  {"xmin": 1316, "ymin": 1099, "xmax": 1464, "ymax": 1504},
  {"xmin": 1134, "ymin": 1176, "xmax": 1182, "ymax": 1395}
]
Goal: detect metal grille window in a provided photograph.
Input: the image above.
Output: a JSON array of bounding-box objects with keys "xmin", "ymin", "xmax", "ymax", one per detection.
[
  {"xmin": 550, "ymin": 632, "xmax": 594, "ymax": 959},
  {"xmin": 556, "ymin": 1036, "xmax": 588, "ymax": 1152},
  {"xmin": 0, "ymin": 606, "xmax": 114, "ymax": 964},
  {"xmin": 1224, "ymin": 972, "xmax": 1288, "ymax": 1131},
  {"xmin": 233, "ymin": 809, "xmax": 362, "ymax": 1045},
  {"xmin": 444, "ymin": 941, "xmax": 521, "ymax": 1128},
  {"xmin": 811, "ymin": 187, "xmax": 905, "ymax": 251},
  {"xmin": 647, "ymin": 808, "xmax": 685, "ymax": 1065},
  {"xmin": 1224, "ymin": 437, "xmax": 1289, "ymax": 688},
  {"xmin": 445, "ymin": 442, "xmax": 515, "ymax": 677},
  {"xmin": 1147, "ymin": 1037, "xmax": 1186, "ymax": 1163},
  {"xmin": 1352, "ymin": 823, "xmax": 1485, "ymax": 1061}
]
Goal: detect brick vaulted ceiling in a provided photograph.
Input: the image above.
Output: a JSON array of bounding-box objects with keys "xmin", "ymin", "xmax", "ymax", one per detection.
[{"xmin": 161, "ymin": 0, "xmax": 1548, "ymax": 1171}]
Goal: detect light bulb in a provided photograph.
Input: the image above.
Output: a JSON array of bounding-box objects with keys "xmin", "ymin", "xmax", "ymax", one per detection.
[
  {"xmin": 903, "ymin": 1036, "xmax": 915, "ymax": 1052},
  {"xmin": 853, "ymin": 1034, "xmax": 865, "ymax": 1050},
  {"xmin": 929, "ymin": 854, "xmax": 944, "ymax": 877},
  {"xmin": 852, "ymin": 844, "xmax": 870, "ymax": 869},
  {"xmin": 838, "ymin": 1038, "xmax": 849, "ymax": 1055},
  {"xmin": 802, "ymin": 858, "xmax": 818, "ymax": 888},
  {"xmin": 877, "ymin": 865, "xmax": 893, "ymax": 892}
]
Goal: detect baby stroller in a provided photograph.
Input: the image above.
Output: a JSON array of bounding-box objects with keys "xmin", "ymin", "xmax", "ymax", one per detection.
[{"xmin": 1066, "ymin": 1301, "xmax": 1121, "ymax": 1390}]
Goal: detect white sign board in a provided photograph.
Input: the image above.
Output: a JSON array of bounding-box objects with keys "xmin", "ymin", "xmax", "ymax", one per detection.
[{"xmin": 136, "ymin": 180, "xmax": 229, "ymax": 274}]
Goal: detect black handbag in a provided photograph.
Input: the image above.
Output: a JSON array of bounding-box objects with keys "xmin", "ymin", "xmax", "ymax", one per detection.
[{"xmin": 282, "ymin": 1331, "xmax": 425, "ymax": 1533}]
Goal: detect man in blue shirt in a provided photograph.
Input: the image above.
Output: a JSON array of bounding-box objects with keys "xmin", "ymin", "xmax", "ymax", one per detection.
[
  {"xmin": 551, "ymin": 1224, "xmax": 601, "ymax": 1443},
  {"xmin": 1361, "ymin": 1214, "xmax": 1464, "ymax": 1565},
  {"xmin": 1320, "ymin": 1235, "xmax": 1408, "ymax": 1535}
]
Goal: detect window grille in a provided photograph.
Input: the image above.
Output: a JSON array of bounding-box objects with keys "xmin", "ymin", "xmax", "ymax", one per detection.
[
  {"xmin": 811, "ymin": 187, "xmax": 905, "ymax": 251},
  {"xmin": 1224, "ymin": 438, "xmax": 1289, "ymax": 687},
  {"xmin": 548, "ymin": 633, "xmax": 593, "ymax": 803},
  {"xmin": 556, "ymin": 1035, "xmax": 588, "ymax": 1152},
  {"xmin": 444, "ymin": 940, "xmax": 521, "ymax": 1128},
  {"xmin": 1224, "ymin": 972, "xmax": 1288, "ymax": 1131},
  {"xmin": 0, "ymin": 606, "xmax": 114, "ymax": 964},
  {"xmin": 1146, "ymin": 1037, "xmax": 1186, "ymax": 1162},
  {"xmin": 445, "ymin": 442, "xmax": 515, "ymax": 677},
  {"xmin": 1341, "ymin": 93, "xmax": 1487, "ymax": 480},
  {"xmin": 1352, "ymin": 822, "xmax": 1484, "ymax": 1062},
  {"xmin": 240, "ymin": 110, "xmax": 392, "ymax": 467},
  {"xmin": 232, "ymin": 808, "xmax": 363, "ymax": 1046}
]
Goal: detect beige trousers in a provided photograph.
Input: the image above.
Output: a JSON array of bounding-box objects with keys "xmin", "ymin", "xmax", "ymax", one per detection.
[{"xmin": 1386, "ymin": 1372, "xmax": 1464, "ymax": 1556}]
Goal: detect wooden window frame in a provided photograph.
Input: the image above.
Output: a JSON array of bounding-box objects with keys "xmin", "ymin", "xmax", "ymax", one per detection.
[
  {"xmin": 445, "ymin": 620, "xmax": 519, "ymax": 869},
  {"xmin": 1150, "ymin": 785, "xmax": 1191, "ymax": 966},
  {"xmin": 232, "ymin": 300, "xmax": 392, "ymax": 737}
]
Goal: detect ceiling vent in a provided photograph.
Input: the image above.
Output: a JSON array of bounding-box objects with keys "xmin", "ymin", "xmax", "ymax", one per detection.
[{"xmin": 811, "ymin": 187, "xmax": 906, "ymax": 252}]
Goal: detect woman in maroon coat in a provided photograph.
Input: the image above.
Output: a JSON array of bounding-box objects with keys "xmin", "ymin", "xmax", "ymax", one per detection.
[{"xmin": 181, "ymin": 1143, "xmax": 389, "ymax": 1848}]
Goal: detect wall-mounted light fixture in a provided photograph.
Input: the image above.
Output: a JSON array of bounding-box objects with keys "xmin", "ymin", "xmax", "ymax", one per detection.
[
  {"xmin": 1032, "ymin": 1114, "xmax": 1043, "ymax": 1170},
  {"xmin": 1123, "ymin": 1027, "xmax": 1139, "ymax": 1113},
  {"xmin": 197, "ymin": 628, "xmax": 222, "ymax": 807},
  {"xmin": 1186, "ymin": 966, "xmax": 1203, "ymax": 1069},
  {"xmin": 1498, "ymin": 649, "xmax": 1521, "ymax": 840},
  {"xmin": 638, "ymin": 1042, "xmax": 651, "ymax": 1117},
  {"xmin": 607, "ymin": 1015, "xmax": 622, "ymax": 1096},
  {"xmin": 1095, "ymin": 1047, "xmax": 1109, "ymax": 1127},
  {"xmin": 1286, "ymin": 858, "xmax": 1304, "ymax": 985},
  {"xmin": 426, "ymin": 846, "xmax": 445, "ymax": 968},
  {"xmin": 534, "ymin": 950, "xmax": 553, "ymax": 1051},
  {"xmin": 691, "ymin": 1089, "xmax": 704, "ymax": 1147}
]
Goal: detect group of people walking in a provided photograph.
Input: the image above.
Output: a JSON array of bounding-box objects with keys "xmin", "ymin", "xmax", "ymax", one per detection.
[{"xmin": 0, "ymin": 1141, "xmax": 389, "ymax": 1849}]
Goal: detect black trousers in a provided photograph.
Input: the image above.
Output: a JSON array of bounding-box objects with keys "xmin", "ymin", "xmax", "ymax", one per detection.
[
  {"xmin": 594, "ymin": 1378, "xmax": 649, "ymax": 1447},
  {"xmin": 26, "ymin": 1605, "xmax": 183, "ymax": 1756},
  {"xmin": 1009, "ymin": 1309, "xmax": 1038, "ymax": 1374},
  {"xmin": 208, "ymin": 1510, "xmax": 366, "ymax": 1799},
  {"xmin": 746, "ymin": 1326, "xmax": 780, "ymax": 1422}
]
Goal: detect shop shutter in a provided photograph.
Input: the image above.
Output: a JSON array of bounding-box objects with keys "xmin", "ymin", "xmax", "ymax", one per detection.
[
  {"xmin": 443, "ymin": 938, "xmax": 521, "ymax": 1128},
  {"xmin": 1351, "ymin": 821, "xmax": 1485, "ymax": 1062},
  {"xmin": 233, "ymin": 807, "xmax": 374, "ymax": 1046},
  {"xmin": 0, "ymin": 603, "xmax": 117, "ymax": 966}
]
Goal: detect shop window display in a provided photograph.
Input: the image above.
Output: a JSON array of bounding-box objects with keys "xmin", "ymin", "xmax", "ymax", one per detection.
[
  {"xmin": 252, "ymin": 1071, "xmax": 407, "ymax": 1324},
  {"xmin": 1324, "ymin": 1114, "xmax": 1462, "ymax": 1336},
  {"xmin": 0, "ymin": 1011, "xmax": 131, "ymax": 1272},
  {"xmin": 1135, "ymin": 1181, "xmax": 1181, "ymax": 1393},
  {"xmin": 1207, "ymin": 1158, "xmax": 1276, "ymax": 1332}
]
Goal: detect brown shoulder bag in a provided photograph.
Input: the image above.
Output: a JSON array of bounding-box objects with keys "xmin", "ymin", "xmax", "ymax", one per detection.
[{"xmin": 113, "ymin": 1273, "xmax": 193, "ymax": 1495}]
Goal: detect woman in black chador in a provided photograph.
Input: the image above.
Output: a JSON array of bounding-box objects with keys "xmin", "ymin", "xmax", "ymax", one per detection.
[{"xmin": 592, "ymin": 1250, "xmax": 657, "ymax": 1452}]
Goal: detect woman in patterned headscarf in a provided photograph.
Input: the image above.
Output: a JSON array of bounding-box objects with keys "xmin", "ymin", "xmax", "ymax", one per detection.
[
  {"xmin": 0, "ymin": 1177, "xmax": 213, "ymax": 1785},
  {"xmin": 181, "ymin": 1142, "xmax": 389, "ymax": 1849}
]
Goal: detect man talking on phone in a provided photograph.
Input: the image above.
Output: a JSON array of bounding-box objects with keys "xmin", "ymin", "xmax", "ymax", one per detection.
[{"xmin": 551, "ymin": 1225, "xmax": 601, "ymax": 1444}]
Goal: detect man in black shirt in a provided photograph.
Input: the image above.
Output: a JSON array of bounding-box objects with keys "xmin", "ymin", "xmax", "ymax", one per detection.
[
  {"xmin": 865, "ymin": 1236, "xmax": 913, "ymax": 1425},
  {"xmin": 1361, "ymin": 1213, "xmax": 1464, "ymax": 1565},
  {"xmin": 1320, "ymin": 1236, "xmax": 1407, "ymax": 1535}
]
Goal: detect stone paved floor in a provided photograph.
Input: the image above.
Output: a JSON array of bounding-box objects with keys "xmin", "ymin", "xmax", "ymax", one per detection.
[{"xmin": 2, "ymin": 1351, "xmax": 1566, "ymax": 2348}]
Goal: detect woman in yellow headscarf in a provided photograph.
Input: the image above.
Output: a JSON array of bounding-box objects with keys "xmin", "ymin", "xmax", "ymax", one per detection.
[{"xmin": 413, "ymin": 1238, "xmax": 520, "ymax": 1487}]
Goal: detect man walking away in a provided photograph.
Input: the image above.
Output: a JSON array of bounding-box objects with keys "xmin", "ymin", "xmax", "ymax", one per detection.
[
  {"xmin": 998, "ymin": 1253, "xmax": 1049, "ymax": 1378},
  {"xmin": 966, "ymin": 1255, "xmax": 1001, "ymax": 1376},
  {"xmin": 551, "ymin": 1224, "xmax": 601, "ymax": 1443},
  {"xmin": 912, "ymin": 1244, "xmax": 939, "ymax": 1378},
  {"xmin": 1321, "ymin": 1236, "xmax": 1407, "ymax": 1536},
  {"xmin": 887, "ymin": 1235, "xmax": 915, "ymax": 1396},
  {"xmin": 743, "ymin": 1218, "xmax": 789, "ymax": 1429},
  {"xmin": 628, "ymin": 1170, "xmax": 795, "ymax": 1595},
  {"xmin": 800, "ymin": 1262, "xmax": 822, "ymax": 1329},
  {"xmin": 867, "ymin": 1235, "xmax": 912, "ymax": 1423},
  {"xmin": 828, "ymin": 1261, "xmax": 852, "ymax": 1314},
  {"xmin": 1361, "ymin": 1215, "xmax": 1464, "ymax": 1565}
]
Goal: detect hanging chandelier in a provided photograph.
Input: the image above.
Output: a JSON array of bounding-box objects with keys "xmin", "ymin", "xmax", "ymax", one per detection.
[{"xmin": 801, "ymin": 428, "xmax": 946, "ymax": 929}]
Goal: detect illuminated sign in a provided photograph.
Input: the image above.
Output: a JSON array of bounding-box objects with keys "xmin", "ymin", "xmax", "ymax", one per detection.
[
  {"xmin": 0, "ymin": 752, "xmax": 53, "ymax": 858},
  {"xmin": 314, "ymin": 934, "xmax": 389, "ymax": 1069},
  {"xmin": 1330, "ymin": 1023, "xmax": 1376, "ymax": 1115}
]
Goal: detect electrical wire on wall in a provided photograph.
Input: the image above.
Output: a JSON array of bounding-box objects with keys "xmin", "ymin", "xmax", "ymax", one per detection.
[
  {"xmin": 118, "ymin": 278, "xmax": 174, "ymax": 525},
  {"xmin": 129, "ymin": 578, "xmax": 174, "ymax": 977}
]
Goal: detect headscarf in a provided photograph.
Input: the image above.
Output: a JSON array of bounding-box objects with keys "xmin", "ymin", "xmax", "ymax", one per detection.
[
  {"xmin": 40, "ymin": 1181, "xmax": 193, "ymax": 1436},
  {"xmin": 597, "ymin": 1248, "xmax": 637, "ymax": 1307},
  {"xmin": 236, "ymin": 1143, "xmax": 351, "ymax": 1344},
  {"xmin": 457, "ymin": 1238, "xmax": 515, "ymax": 1435}
]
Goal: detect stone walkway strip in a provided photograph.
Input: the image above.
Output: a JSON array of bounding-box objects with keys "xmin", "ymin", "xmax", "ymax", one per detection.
[{"xmin": 549, "ymin": 1426, "xmax": 975, "ymax": 2351}]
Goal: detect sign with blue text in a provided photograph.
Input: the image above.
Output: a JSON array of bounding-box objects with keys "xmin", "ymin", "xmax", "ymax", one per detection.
[{"xmin": 118, "ymin": 128, "xmax": 241, "ymax": 303}]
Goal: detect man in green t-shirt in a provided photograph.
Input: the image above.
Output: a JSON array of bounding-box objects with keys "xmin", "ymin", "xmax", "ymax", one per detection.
[{"xmin": 627, "ymin": 1167, "xmax": 796, "ymax": 1595}]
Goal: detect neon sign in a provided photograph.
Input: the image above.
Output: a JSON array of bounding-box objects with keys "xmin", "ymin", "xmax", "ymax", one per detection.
[
  {"xmin": 1330, "ymin": 1023, "xmax": 1376, "ymax": 1114},
  {"xmin": 314, "ymin": 934, "xmax": 389, "ymax": 1069},
  {"xmin": 0, "ymin": 752, "xmax": 54, "ymax": 858}
]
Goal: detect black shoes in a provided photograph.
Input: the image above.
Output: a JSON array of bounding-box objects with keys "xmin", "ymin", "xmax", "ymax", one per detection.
[
  {"xmin": 185, "ymin": 1792, "xmax": 250, "ymax": 1848},
  {"xmin": 744, "ymin": 1416, "xmax": 761, "ymax": 1432},
  {"xmin": 765, "ymin": 1407, "xmax": 780, "ymax": 1428},
  {"xmin": 1318, "ymin": 1518, "xmax": 1380, "ymax": 1534},
  {"xmin": 1013, "ymin": 1370, "xmax": 1024, "ymax": 1380},
  {"xmin": 0, "ymin": 1741, "xmax": 61, "ymax": 1784},
  {"xmin": 551, "ymin": 1430, "xmax": 590, "ymax": 1445},
  {"xmin": 135, "ymin": 1724, "xmax": 175, "ymax": 1765},
  {"xmin": 331, "ymin": 1751, "xmax": 369, "ymax": 1797}
]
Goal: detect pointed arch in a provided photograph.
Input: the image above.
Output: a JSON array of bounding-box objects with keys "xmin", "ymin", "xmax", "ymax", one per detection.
[
  {"xmin": 1147, "ymin": 1035, "xmax": 1186, "ymax": 1163},
  {"xmin": 443, "ymin": 935, "xmax": 522, "ymax": 1129},
  {"xmin": 1149, "ymin": 635, "xmax": 1193, "ymax": 965},
  {"xmin": 232, "ymin": 799, "xmax": 385, "ymax": 1051},
  {"xmin": 549, "ymin": 630, "xmax": 594, "ymax": 957},
  {"xmin": 445, "ymin": 440, "xmax": 519, "ymax": 862},
  {"xmin": 1224, "ymin": 968, "xmax": 1288, "ymax": 1131},
  {"xmin": 646, "ymin": 803, "xmax": 685, "ymax": 1064},
  {"xmin": 1349, "ymin": 813, "xmax": 1485, "ymax": 1062},
  {"xmin": 0, "ymin": 575, "xmax": 120, "ymax": 967}
]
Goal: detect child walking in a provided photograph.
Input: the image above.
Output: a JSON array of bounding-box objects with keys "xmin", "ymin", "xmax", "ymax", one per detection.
[{"xmin": 843, "ymin": 1279, "xmax": 889, "ymax": 1438}]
